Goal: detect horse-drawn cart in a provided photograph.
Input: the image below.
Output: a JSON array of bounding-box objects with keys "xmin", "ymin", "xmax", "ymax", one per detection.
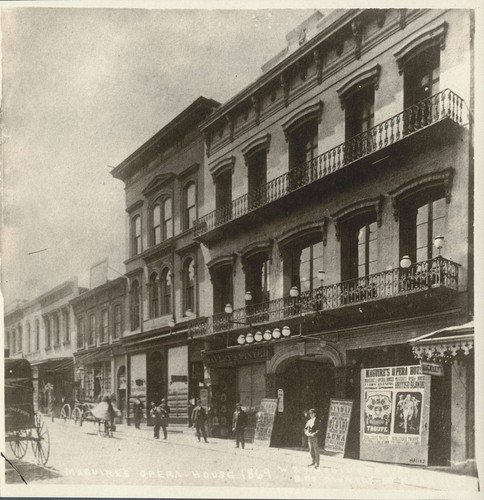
[{"xmin": 5, "ymin": 358, "xmax": 50, "ymax": 465}]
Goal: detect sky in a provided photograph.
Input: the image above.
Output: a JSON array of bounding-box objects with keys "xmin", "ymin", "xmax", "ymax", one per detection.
[{"xmin": 0, "ymin": 6, "xmax": 315, "ymax": 306}]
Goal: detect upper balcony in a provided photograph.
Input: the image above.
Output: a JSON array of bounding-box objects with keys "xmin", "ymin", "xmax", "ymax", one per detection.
[
  {"xmin": 194, "ymin": 89, "xmax": 466, "ymax": 243},
  {"xmin": 188, "ymin": 256, "xmax": 460, "ymax": 339}
]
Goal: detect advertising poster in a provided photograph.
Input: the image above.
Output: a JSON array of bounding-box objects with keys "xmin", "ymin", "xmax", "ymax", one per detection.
[
  {"xmin": 254, "ymin": 398, "xmax": 278, "ymax": 447},
  {"xmin": 360, "ymin": 365, "xmax": 431, "ymax": 466},
  {"xmin": 324, "ymin": 399, "xmax": 353, "ymax": 456},
  {"xmin": 130, "ymin": 353, "xmax": 147, "ymax": 397}
]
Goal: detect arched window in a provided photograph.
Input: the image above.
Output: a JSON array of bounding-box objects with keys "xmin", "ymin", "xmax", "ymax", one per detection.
[
  {"xmin": 131, "ymin": 215, "xmax": 142, "ymax": 255},
  {"xmin": 183, "ymin": 259, "xmax": 196, "ymax": 315},
  {"xmin": 131, "ymin": 281, "xmax": 140, "ymax": 330},
  {"xmin": 163, "ymin": 197, "xmax": 173, "ymax": 239},
  {"xmin": 149, "ymin": 272, "xmax": 160, "ymax": 318},
  {"xmin": 152, "ymin": 203, "xmax": 161, "ymax": 245},
  {"xmin": 113, "ymin": 304, "xmax": 122, "ymax": 339},
  {"xmin": 183, "ymin": 182, "xmax": 196, "ymax": 230},
  {"xmin": 26, "ymin": 322, "xmax": 31, "ymax": 353},
  {"xmin": 160, "ymin": 268, "xmax": 172, "ymax": 315}
]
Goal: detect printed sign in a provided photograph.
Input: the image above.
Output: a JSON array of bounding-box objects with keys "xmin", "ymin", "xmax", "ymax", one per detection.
[
  {"xmin": 254, "ymin": 398, "xmax": 278, "ymax": 446},
  {"xmin": 277, "ymin": 388, "xmax": 284, "ymax": 412},
  {"xmin": 360, "ymin": 365, "xmax": 431, "ymax": 466},
  {"xmin": 324, "ymin": 399, "xmax": 353, "ymax": 456},
  {"xmin": 420, "ymin": 361, "xmax": 444, "ymax": 377}
]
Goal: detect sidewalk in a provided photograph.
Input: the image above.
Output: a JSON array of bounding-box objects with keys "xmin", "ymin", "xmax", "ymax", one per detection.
[{"xmin": 114, "ymin": 422, "xmax": 479, "ymax": 492}]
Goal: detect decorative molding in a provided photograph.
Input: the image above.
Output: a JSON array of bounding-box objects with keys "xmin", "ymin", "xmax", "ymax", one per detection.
[
  {"xmin": 351, "ymin": 19, "xmax": 362, "ymax": 59},
  {"xmin": 206, "ymin": 253, "xmax": 237, "ymax": 274},
  {"xmin": 280, "ymin": 72, "xmax": 290, "ymax": 107},
  {"xmin": 393, "ymin": 21, "xmax": 448, "ymax": 75},
  {"xmin": 281, "ymin": 100, "xmax": 324, "ymax": 142},
  {"xmin": 312, "ymin": 48, "xmax": 323, "ymax": 84},
  {"xmin": 337, "ymin": 64, "xmax": 381, "ymax": 109},
  {"xmin": 388, "ymin": 168, "xmax": 454, "ymax": 221},
  {"xmin": 125, "ymin": 199, "xmax": 144, "ymax": 214},
  {"xmin": 178, "ymin": 162, "xmax": 200, "ymax": 180},
  {"xmin": 412, "ymin": 337, "xmax": 474, "ymax": 361},
  {"xmin": 251, "ymin": 92, "xmax": 261, "ymax": 125},
  {"xmin": 241, "ymin": 133, "xmax": 271, "ymax": 166},
  {"xmin": 202, "ymin": 130, "xmax": 212, "ymax": 158},
  {"xmin": 276, "ymin": 220, "xmax": 325, "ymax": 253},
  {"xmin": 321, "ymin": 217, "xmax": 329, "ymax": 247},
  {"xmin": 239, "ymin": 239, "xmax": 273, "ymax": 270},
  {"xmin": 332, "ymin": 195, "xmax": 384, "ymax": 241},
  {"xmin": 376, "ymin": 10, "xmax": 386, "ymax": 28},
  {"xmin": 209, "ymin": 155, "xmax": 236, "ymax": 178},
  {"xmin": 399, "ymin": 9, "xmax": 407, "ymax": 30},
  {"xmin": 225, "ymin": 113, "xmax": 235, "ymax": 142}
]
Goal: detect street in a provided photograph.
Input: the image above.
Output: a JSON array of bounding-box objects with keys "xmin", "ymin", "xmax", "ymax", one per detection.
[{"xmin": 3, "ymin": 417, "xmax": 479, "ymax": 494}]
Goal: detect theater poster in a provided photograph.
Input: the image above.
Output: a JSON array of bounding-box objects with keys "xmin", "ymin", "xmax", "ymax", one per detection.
[{"xmin": 360, "ymin": 365, "xmax": 431, "ymax": 466}]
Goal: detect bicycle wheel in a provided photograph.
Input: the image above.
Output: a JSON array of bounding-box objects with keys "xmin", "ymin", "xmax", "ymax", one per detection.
[
  {"xmin": 73, "ymin": 406, "xmax": 82, "ymax": 425},
  {"xmin": 60, "ymin": 403, "xmax": 71, "ymax": 422}
]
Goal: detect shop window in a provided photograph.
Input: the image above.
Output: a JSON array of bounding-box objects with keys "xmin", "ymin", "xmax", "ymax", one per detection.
[
  {"xmin": 399, "ymin": 189, "xmax": 446, "ymax": 264},
  {"xmin": 215, "ymin": 170, "xmax": 232, "ymax": 223},
  {"xmin": 77, "ymin": 317, "xmax": 85, "ymax": 348},
  {"xmin": 100, "ymin": 309, "xmax": 108, "ymax": 343},
  {"xmin": 63, "ymin": 309, "xmax": 70, "ymax": 342},
  {"xmin": 247, "ymin": 149, "xmax": 267, "ymax": 210},
  {"xmin": 131, "ymin": 215, "xmax": 142, "ymax": 256},
  {"xmin": 88, "ymin": 313, "xmax": 96, "ymax": 346},
  {"xmin": 26, "ymin": 322, "xmax": 31, "ymax": 353},
  {"xmin": 183, "ymin": 182, "xmax": 196, "ymax": 231},
  {"xmin": 113, "ymin": 304, "xmax": 122, "ymax": 339},
  {"xmin": 160, "ymin": 268, "xmax": 172, "ymax": 316},
  {"xmin": 237, "ymin": 364, "xmax": 266, "ymax": 412},
  {"xmin": 131, "ymin": 281, "xmax": 141, "ymax": 330},
  {"xmin": 288, "ymin": 120, "xmax": 318, "ymax": 189},
  {"xmin": 183, "ymin": 259, "xmax": 196, "ymax": 315},
  {"xmin": 35, "ymin": 319, "xmax": 40, "ymax": 350},
  {"xmin": 149, "ymin": 272, "xmax": 160, "ymax": 319},
  {"xmin": 212, "ymin": 264, "xmax": 233, "ymax": 314}
]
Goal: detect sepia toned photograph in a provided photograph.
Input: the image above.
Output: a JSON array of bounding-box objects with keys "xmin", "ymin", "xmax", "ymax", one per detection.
[{"xmin": 0, "ymin": 3, "xmax": 480, "ymax": 498}]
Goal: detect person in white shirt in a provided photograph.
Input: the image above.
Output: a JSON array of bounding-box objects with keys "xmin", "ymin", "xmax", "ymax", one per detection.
[{"xmin": 304, "ymin": 409, "xmax": 321, "ymax": 468}]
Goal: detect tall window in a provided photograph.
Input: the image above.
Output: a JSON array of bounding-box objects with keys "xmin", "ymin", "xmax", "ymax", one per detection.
[
  {"xmin": 45, "ymin": 318, "xmax": 51, "ymax": 348},
  {"xmin": 163, "ymin": 198, "xmax": 173, "ymax": 239},
  {"xmin": 152, "ymin": 203, "xmax": 161, "ymax": 245},
  {"xmin": 100, "ymin": 309, "xmax": 108, "ymax": 343},
  {"xmin": 212, "ymin": 265, "xmax": 233, "ymax": 314},
  {"xmin": 63, "ymin": 309, "xmax": 70, "ymax": 342},
  {"xmin": 289, "ymin": 121, "xmax": 318, "ymax": 169},
  {"xmin": 345, "ymin": 86, "xmax": 375, "ymax": 140},
  {"xmin": 160, "ymin": 268, "xmax": 172, "ymax": 315},
  {"xmin": 113, "ymin": 304, "xmax": 122, "ymax": 339},
  {"xmin": 400, "ymin": 190, "xmax": 446, "ymax": 264},
  {"xmin": 88, "ymin": 314, "xmax": 96, "ymax": 346},
  {"xmin": 183, "ymin": 259, "xmax": 196, "ymax": 315},
  {"xmin": 341, "ymin": 215, "xmax": 378, "ymax": 281},
  {"xmin": 35, "ymin": 319, "xmax": 40, "ymax": 350},
  {"xmin": 247, "ymin": 150, "xmax": 267, "ymax": 210},
  {"xmin": 245, "ymin": 254, "xmax": 270, "ymax": 304},
  {"xmin": 131, "ymin": 281, "xmax": 140, "ymax": 330},
  {"xmin": 131, "ymin": 215, "xmax": 141, "ymax": 255},
  {"xmin": 6, "ymin": 331, "xmax": 10, "ymax": 355},
  {"xmin": 183, "ymin": 182, "xmax": 196, "ymax": 230},
  {"xmin": 404, "ymin": 46, "xmax": 440, "ymax": 109},
  {"xmin": 77, "ymin": 317, "xmax": 85, "ymax": 348},
  {"xmin": 287, "ymin": 236, "xmax": 324, "ymax": 293},
  {"xmin": 215, "ymin": 171, "xmax": 232, "ymax": 223},
  {"xmin": 18, "ymin": 325, "xmax": 23, "ymax": 352},
  {"xmin": 149, "ymin": 272, "xmax": 160, "ymax": 318},
  {"xmin": 54, "ymin": 314, "xmax": 60, "ymax": 345},
  {"xmin": 26, "ymin": 322, "xmax": 31, "ymax": 353},
  {"xmin": 11, "ymin": 330, "xmax": 16, "ymax": 354}
]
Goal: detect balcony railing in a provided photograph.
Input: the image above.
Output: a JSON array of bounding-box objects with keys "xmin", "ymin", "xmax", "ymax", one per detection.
[
  {"xmin": 188, "ymin": 256, "xmax": 459, "ymax": 338},
  {"xmin": 195, "ymin": 89, "xmax": 465, "ymax": 237}
]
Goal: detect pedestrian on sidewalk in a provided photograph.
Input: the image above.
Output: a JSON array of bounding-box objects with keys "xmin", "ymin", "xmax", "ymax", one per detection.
[
  {"xmin": 150, "ymin": 402, "xmax": 162, "ymax": 439},
  {"xmin": 159, "ymin": 398, "xmax": 170, "ymax": 439},
  {"xmin": 133, "ymin": 397, "xmax": 144, "ymax": 429},
  {"xmin": 232, "ymin": 403, "xmax": 248, "ymax": 449},
  {"xmin": 191, "ymin": 399, "xmax": 208, "ymax": 443},
  {"xmin": 304, "ymin": 409, "xmax": 321, "ymax": 469}
]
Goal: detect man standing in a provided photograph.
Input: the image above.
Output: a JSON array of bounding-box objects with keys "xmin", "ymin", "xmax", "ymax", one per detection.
[
  {"xmin": 133, "ymin": 397, "xmax": 144, "ymax": 429},
  {"xmin": 150, "ymin": 402, "xmax": 161, "ymax": 439},
  {"xmin": 232, "ymin": 403, "xmax": 248, "ymax": 449},
  {"xmin": 304, "ymin": 409, "xmax": 321, "ymax": 469},
  {"xmin": 191, "ymin": 399, "xmax": 208, "ymax": 443},
  {"xmin": 159, "ymin": 398, "xmax": 170, "ymax": 439}
]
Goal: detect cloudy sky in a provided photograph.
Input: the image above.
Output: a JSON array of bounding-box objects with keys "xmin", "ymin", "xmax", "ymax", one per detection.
[{"xmin": 1, "ymin": 6, "xmax": 315, "ymax": 306}]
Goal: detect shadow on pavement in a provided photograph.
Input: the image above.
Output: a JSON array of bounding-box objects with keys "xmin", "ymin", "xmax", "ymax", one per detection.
[{"xmin": 5, "ymin": 459, "xmax": 62, "ymax": 484}]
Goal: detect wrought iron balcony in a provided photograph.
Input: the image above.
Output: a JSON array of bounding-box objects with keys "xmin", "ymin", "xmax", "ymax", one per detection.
[
  {"xmin": 188, "ymin": 256, "xmax": 459, "ymax": 338},
  {"xmin": 194, "ymin": 89, "xmax": 465, "ymax": 237}
]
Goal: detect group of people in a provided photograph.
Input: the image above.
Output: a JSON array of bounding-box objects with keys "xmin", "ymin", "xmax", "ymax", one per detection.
[{"xmin": 132, "ymin": 397, "xmax": 249, "ymax": 448}]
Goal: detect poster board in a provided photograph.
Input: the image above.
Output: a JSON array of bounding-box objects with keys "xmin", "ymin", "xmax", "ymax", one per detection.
[
  {"xmin": 324, "ymin": 398, "xmax": 353, "ymax": 456},
  {"xmin": 360, "ymin": 365, "xmax": 431, "ymax": 466},
  {"xmin": 254, "ymin": 398, "xmax": 278, "ymax": 446}
]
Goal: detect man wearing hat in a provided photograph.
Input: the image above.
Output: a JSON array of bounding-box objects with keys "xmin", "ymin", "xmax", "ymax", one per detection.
[
  {"xmin": 191, "ymin": 399, "xmax": 208, "ymax": 443},
  {"xmin": 159, "ymin": 398, "xmax": 170, "ymax": 439},
  {"xmin": 150, "ymin": 402, "xmax": 162, "ymax": 439},
  {"xmin": 304, "ymin": 409, "xmax": 321, "ymax": 468},
  {"xmin": 232, "ymin": 403, "xmax": 248, "ymax": 449}
]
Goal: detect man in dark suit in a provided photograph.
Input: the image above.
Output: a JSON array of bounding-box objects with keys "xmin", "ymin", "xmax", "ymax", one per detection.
[
  {"xmin": 150, "ymin": 402, "xmax": 162, "ymax": 439},
  {"xmin": 159, "ymin": 398, "xmax": 170, "ymax": 439},
  {"xmin": 232, "ymin": 403, "xmax": 248, "ymax": 449},
  {"xmin": 191, "ymin": 400, "xmax": 208, "ymax": 443},
  {"xmin": 304, "ymin": 408, "xmax": 321, "ymax": 468}
]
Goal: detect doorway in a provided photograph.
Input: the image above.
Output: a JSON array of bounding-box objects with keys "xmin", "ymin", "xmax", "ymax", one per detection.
[
  {"xmin": 274, "ymin": 359, "xmax": 334, "ymax": 448},
  {"xmin": 147, "ymin": 350, "xmax": 165, "ymax": 424}
]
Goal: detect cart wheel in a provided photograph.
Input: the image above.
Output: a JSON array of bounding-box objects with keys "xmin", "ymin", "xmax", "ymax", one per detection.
[
  {"xmin": 60, "ymin": 403, "xmax": 71, "ymax": 422},
  {"xmin": 32, "ymin": 420, "xmax": 50, "ymax": 466},
  {"xmin": 9, "ymin": 430, "xmax": 30, "ymax": 459},
  {"xmin": 72, "ymin": 406, "xmax": 82, "ymax": 425}
]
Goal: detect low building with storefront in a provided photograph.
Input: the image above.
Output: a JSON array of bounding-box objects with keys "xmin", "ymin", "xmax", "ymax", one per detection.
[
  {"xmin": 4, "ymin": 279, "xmax": 84, "ymax": 415},
  {"xmin": 110, "ymin": 96, "xmax": 220, "ymax": 425},
  {"xmin": 193, "ymin": 9, "xmax": 474, "ymax": 467}
]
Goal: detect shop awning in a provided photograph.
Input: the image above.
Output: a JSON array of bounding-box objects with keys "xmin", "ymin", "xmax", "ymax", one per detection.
[
  {"xmin": 410, "ymin": 321, "xmax": 474, "ymax": 362},
  {"xmin": 74, "ymin": 348, "xmax": 113, "ymax": 366},
  {"xmin": 31, "ymin": 356, "xmax": 74, "ymax": 373}
]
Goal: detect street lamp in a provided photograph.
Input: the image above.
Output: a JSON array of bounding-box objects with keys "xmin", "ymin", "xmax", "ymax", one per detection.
[
  {"xmin": 237, "ymin": 334, "xmax": 246, "ymax": 345},
  {"xmin": 245, "ymin": 333, "xmax": 254, "ymax": 344},
  {"xmin": 263, "ymin": 330, "xmax": 272, "ymax": 341},
  {"xmin": 282, "ymin": 326, "xmax": 291, "ymax": 337},
  {"xmin": 289, "ymin": 286, "xmax": 299, "ymax": 298},
  {"xmin": 168, "ymin": 317, "xmax": 176, "ymax": 334},
  {"xmin": 272, "ymin": 328, "xmax": 281, "ymax": 339},
  {"xmin": 245, "ymin": 291, "xmax": 252, "ymax": 302},
  {"xmin": 434, "ymin": 235, "xmax": 444, "ymax": 256},
  {"xmin": 317, "ymin": 270, "xmax": 325, "ymax": 284},
  {"xmin": 400, "ymin": 255, "xmax": 411, "ymax": 268},
  {"xmin": 254, "ymin": 331, "xmax": 263, "ymax": 342},
  {"xmin": 224, "ymin": 304, "xmax": 233, "ymax": 314}
]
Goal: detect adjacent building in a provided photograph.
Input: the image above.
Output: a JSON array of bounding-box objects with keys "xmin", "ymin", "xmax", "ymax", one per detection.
[{"xmin": 192, "ymin": 9, "xmax": 474, "ymax": 466}]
